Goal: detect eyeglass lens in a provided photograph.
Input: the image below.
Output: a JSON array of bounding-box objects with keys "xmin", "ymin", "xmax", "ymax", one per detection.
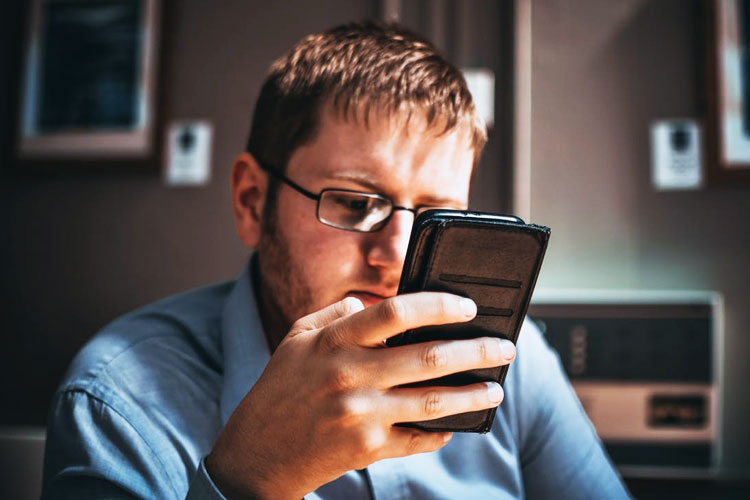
[{"xmin": 318, "ymin": 190, "xmax": 394, "ymax": 232}]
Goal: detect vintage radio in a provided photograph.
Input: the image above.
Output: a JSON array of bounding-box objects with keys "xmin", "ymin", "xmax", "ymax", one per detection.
[{"xmin": 528, "ymin": 290, "xmax": 722, "ymax": 477}]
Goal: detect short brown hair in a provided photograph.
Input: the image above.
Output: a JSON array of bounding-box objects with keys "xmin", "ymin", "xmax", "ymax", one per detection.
[{"xmin": 245, "ymin": 20, "xmax": 487, "ymax": 172}]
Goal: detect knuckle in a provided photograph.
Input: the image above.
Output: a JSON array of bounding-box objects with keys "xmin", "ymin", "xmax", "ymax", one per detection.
[
  {"xmin": 330, "ymin": 394, "xmax": 368, "ymax": 425},
  {"xmin": 289, "ymin": 317, "xmax": 310, "ymax": 335},
  {"xmin": 318, "ymin": 324, "xmax": 345, "ymax": 352},
  {"xmin": 437, "ymin": 293, "xmax": 455, "ymax": 316},
  {"xmin": 405, "ymin": 430, "xmax": 423, "ymax": 455},
  {"xmin": 478, "ymin": 338, "xmax": 489, "ymax": 363},
  {"xmin": 422, "ymin": 390, "xmax": 444, "ymax": 417},
  {"xmin": 326, "ymin": 364, "xmax": 357, "ymax": 391},
  {"xmin": 380, "ymin": 298, "xmax": 407, "ymax": 324},
  {"xmin": 421, "ymin": 343, "xmax": 448, "ymax": 370},
  {"xmin": 359, "ymin": 427, "xmax": 387, "ymax": 457},
  {"xmin": 477, "ymin": 337, "xmax": 500, "ymax": 364}
]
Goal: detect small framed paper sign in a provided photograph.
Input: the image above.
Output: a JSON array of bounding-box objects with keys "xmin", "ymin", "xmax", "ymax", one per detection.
[
  {"xmin": 18, "ymin": 0, "xmax": 160, "ymax": 159},
  {"xmin": 164, "ymin": 121, "xmax": 213, "ymax": 187}
]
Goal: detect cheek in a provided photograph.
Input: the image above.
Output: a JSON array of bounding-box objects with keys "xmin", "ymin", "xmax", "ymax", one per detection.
[
  {"xmin": 272, "ymin": 191, "xmax": 367, "ymax": 295},
  {"xmin": 297, "ymin": 227, "xmax": 362, "ymax": 280}
]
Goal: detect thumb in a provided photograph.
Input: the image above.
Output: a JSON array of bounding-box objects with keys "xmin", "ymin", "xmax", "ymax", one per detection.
[{"xmin": 288, "ymin": 296, "xmax": 365, "ymax": 337}]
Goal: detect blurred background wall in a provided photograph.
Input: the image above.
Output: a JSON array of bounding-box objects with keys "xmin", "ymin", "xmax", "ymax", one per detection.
[
  {"xmin": 0, "ymin": 0, "xmax": 513, "ymax": 424},
  {"xmin": 0, "ymin": 0, "xmax": 372, "ymax": 426},
  {"xmin": 1, "ymin": 0, "xmax": 749, "ymax": 497},
  {"xmin": 531, "ymin": 0, "xmax": 750, "ymax": 476}
]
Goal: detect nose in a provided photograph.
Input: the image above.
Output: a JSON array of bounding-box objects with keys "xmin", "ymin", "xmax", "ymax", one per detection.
[{"xmin": 365, "ymin": 209, "xmax": 414, "ymax": 271}]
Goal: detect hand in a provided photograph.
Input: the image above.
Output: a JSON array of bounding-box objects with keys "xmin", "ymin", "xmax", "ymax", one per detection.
[{"xmin": 206, "ymin": 292, "xmax": 516, "ymax": 500}]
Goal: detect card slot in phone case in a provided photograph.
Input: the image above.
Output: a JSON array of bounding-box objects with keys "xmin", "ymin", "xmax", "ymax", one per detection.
[
  {"xmin": 439, "ymin": 273, "xmax": 522, "ymax": 289},
  {"xmin": 476, "ymin": 306, "xmax": 514, "ymax": 317}
]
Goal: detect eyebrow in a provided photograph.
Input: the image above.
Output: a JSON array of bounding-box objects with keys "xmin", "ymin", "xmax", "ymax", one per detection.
[{"xmin": 325, "ymin": 171, "xmax": 466, "ymax": 208}]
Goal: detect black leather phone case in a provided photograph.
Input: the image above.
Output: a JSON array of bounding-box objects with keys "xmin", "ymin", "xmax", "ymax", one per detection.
[{"xmin": 386, "ymin": 209, "xmax": 550, "ymax": 433}]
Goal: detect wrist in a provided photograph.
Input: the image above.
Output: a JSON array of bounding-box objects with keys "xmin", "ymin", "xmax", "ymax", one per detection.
[{"xmin": 205, "ymin": 448, "xmax": 271, "ymax": 500}]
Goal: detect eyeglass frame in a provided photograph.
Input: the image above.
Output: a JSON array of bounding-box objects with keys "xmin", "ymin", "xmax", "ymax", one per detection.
[{"xmin": 256, "ymin": 158, "xmax": 446, "ymax": 233}]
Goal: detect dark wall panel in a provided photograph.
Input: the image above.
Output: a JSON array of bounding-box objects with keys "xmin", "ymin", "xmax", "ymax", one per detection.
[
  {"xmin": 0, "ymin": 0, "xmax": 379, "ymax": 425},
  {"xmin": 0, "ymin": 0, "xmax": 513, "ymax": 426}
]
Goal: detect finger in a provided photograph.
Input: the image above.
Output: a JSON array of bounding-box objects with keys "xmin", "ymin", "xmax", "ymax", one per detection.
[
  {"xmin": 288, "ymin": 296, "xmax": 365, "ymax": 337},
  {"xmin": 360, "ymin": 337, "xmax": 516, "ymax": 388},
  {"xmin": 385, "ymin": 382, "xmax": 504, "ymax": 424},
  {"xmin": 321, "ymin": 292, "xmax": 476, "ymax": 348},
  {"xmin": 382, "ymin": 427, "xmax": 453, "ymax": 459}
]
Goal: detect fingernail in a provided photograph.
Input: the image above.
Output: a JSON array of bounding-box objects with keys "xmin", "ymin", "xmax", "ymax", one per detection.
[
  {"xmin": 499, "ymin": 339, "xmax": 516, "ymax": 361},
  {"xmin": 486, "ymin": 382, "xmax": 503, "ymax": 404},
  {"xmin": 460, "ymin": 297, "xmax": 477, "ymax": 317}
]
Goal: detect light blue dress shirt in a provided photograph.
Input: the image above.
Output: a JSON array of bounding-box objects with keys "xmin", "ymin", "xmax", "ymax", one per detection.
[{"xmin": 42, "ymin": 261, "xmax": 631, "ymax": 499}]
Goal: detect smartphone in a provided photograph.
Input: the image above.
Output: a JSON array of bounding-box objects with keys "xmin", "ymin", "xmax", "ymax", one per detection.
[{"xmin": 386, "ymin": 209, "xmax": 550, "ymax": 433}]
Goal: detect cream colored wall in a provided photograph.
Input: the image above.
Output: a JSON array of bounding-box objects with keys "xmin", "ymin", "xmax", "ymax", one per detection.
[{"xmin": 530, "ymin": 0, "xmax": 750, "ymax": 473}]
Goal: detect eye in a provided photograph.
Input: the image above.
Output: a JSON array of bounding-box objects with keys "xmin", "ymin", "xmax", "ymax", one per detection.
[
  {"xmin": 319, "ymin": 190, "xmax": 394, "ymax": 231},
  {"xmin": 346, "ymin": 198, "xmax": 369, "ymax": 211},
  {"xmin": 329, "ymin": 193, "xmax": 373, "ymax": 213}
]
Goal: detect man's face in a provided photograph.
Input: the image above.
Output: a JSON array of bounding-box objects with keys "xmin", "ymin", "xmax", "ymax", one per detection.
[{"xmin": 256, "ymin": 107, "xmax": 475, "ymax": 333}]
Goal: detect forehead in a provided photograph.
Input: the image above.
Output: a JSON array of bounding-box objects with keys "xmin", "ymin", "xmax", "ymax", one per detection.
[{"xmin": 286, "ymin": 105, "xmax": 475, "ymax": 204}]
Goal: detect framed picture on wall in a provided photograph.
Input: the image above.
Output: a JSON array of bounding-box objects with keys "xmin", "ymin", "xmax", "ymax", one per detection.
[
  {"xmin": 18, "ymin": 0, "xmax": 160, "ymax": 159},
  {"xmin": 708, "ymin": 0, "xmax": 750, "ymax": 182}
]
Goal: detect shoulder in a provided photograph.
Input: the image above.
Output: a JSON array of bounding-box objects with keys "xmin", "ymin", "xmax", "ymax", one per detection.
[
  {"xmin": 500, "ymin": 316, "xmax": 573, "ymax": 433},
  {"xmin": 504, "ymin": 324, "xmax": 632, "ymax": 498},
  {"xmin": 510, "ymin": 317, "xmax": 562, "ymax": 385},
  {"xmin": 515, "ymin": 317, "xmax": 555, "ymax": 362},
  {"xmin": 59, "ymin": 279, "xmax": 234, "ymax": 401},
  {"xmin": 45, "ymin": 279, "xmax": 238, "ymax": 498},
  {"xmin": 514, "ymin": 316, "xmax": 573, "ymax": 386}
]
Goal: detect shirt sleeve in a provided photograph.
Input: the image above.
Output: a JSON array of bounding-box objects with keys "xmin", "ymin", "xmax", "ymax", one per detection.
[
  {"xmin": 514, "ymin": 320, "xmax": 633, "ymax": 500},
  {"xmin": 185, "ymin": 459, "xmax": 229, "ymax": 500},
  {"xmin": 42, "ymin": 389, "xmax": 225, "ymax": 500}
]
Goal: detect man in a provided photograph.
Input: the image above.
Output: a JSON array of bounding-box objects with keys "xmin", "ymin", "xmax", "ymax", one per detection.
[{"xmin": 42, "ymin": 22, "xmax": 630, "ymax": 499}]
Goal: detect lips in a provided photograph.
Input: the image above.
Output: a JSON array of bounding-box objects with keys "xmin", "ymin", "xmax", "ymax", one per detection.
[{"xmin": 347, "ymin": 290, "xmax": 394, "ymax": 307}]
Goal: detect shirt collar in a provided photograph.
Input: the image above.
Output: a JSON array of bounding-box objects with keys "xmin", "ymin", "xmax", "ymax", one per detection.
[{"xmin": 220, "ymin": 256, "xmax": 272, "ymax": 425}]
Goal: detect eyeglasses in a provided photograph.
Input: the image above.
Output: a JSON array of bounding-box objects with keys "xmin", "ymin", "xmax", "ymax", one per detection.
[{"xmin": 258, "ymin": 160, "xmax": 452, "ymax": 232}]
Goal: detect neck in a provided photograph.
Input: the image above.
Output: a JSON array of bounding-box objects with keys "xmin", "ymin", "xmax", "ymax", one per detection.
[{"xmin": 250, "ymin": 254, "xmax": 288, "ymax": 353}]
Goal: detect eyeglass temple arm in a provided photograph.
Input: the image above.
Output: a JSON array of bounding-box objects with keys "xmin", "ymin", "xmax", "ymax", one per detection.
[
  {"xmin": 257, "ymin": 157, "xmax": 417, "ymax": 215},
  {"xmin": 256, "ymin": 159, "xmax": 320, "ymax": 201}
]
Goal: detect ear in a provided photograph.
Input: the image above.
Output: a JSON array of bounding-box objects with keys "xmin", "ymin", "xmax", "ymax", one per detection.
[{"xmin": 231, "ymin": 152, "xmax": 268, "ymax": 248}]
